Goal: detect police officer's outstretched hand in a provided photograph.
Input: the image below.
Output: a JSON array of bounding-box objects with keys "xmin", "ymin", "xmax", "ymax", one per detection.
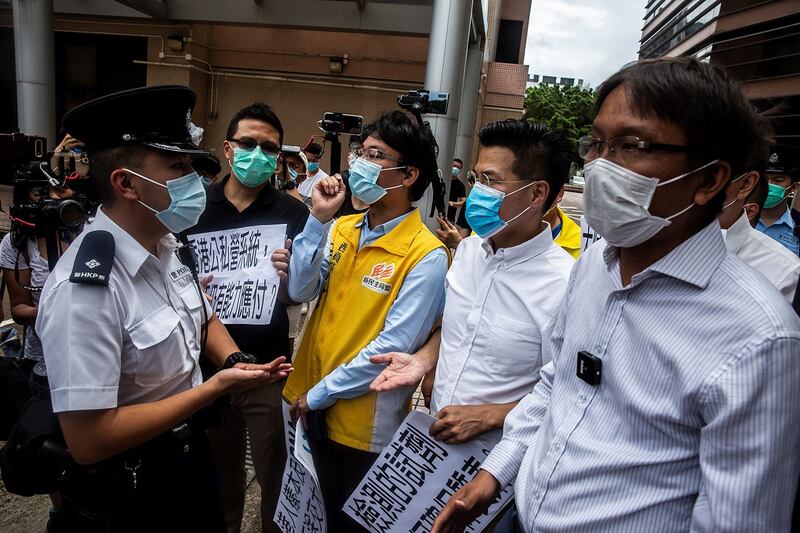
[
  {"xmin": 310, "ymin": 174, "xmax": 346, "ymax": 224},
  {"xmin": 211, "ymin": 356, "xmax": 293, "ymax": 394}
]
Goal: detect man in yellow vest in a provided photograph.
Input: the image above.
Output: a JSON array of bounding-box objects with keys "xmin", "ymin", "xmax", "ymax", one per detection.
[
  {"xmin": 542, "ymin": 185, "xmax": 581, "ymax": 259},
  {"xmin": 284, "ymin": 111, "xmax": 449, "ymax": 530}
]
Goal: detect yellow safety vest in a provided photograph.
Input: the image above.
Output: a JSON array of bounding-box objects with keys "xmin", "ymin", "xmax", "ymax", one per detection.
[
  {"xmin": 554, "ymin": 206, "xmax": 581, "ymax": 259},
  {"xmin": 284, "ymin": 209, "xmax": 446, "ymax": 452}
]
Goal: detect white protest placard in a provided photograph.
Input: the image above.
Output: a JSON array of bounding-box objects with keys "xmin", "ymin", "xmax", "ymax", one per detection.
[
  {"xmin": 187, "ymin": 224, "xmax": 286, "ymax": 325},
  {"xmin": 274, "ymin": 402, "xmax": 327, "ymax": 533},
  {"xmin": 579, "ymin": 215, "xmax": 601, "ymax": 253},
  {"xmin": 294, "ymin": 414, "xmax": 320, "ymax": 487},
  {"xmin": 344, "ymin": 411, "xmax": 514, "ymax": 533}
]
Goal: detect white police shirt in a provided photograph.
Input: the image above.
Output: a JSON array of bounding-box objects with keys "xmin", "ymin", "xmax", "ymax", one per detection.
[
  {"xmin": 430, "ymin": 227, "xmax": 574, "ymax": 448},
  {"xmin": 724, "ymin": 210, "xmax": 800, "ymax": 304},
  {"xmin": 37, "ymin": 207, "xmax": 210, "ymax": 413}
]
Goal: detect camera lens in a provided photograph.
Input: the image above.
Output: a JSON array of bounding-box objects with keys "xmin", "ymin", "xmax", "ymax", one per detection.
[{"xmin": 57, "ymin": 199, "xmax": 84, "ymax": 227}]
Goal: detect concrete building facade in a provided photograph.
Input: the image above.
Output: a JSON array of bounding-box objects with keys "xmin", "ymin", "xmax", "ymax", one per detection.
[
  {"xmin": 640, "ymin": 0, "xmax": 800, "ymax": 150},
  {"xmin": 1, "ymin": 0, "xmax": 533, "ymax": 178}
]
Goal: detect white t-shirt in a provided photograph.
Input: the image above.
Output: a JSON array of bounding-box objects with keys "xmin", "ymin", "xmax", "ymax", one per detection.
[
  {"xmin": 0, "ymin": 234, "xmax": 50, "ymax": 360},
  {"xmin": 297, "ymin": 168, "xmax": 329, "ymax": 198}
]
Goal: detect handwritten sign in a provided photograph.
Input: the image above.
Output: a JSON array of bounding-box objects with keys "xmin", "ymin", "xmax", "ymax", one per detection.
[
  {"xmin": 579, "ymin": 215, "xmax": 601, "ymax": 253},
  {"xmin": 344, "ymin": 411, "xmax": 514, "ymax": 533},
  {"xmin": 187, "ymin": 224, "xmax": 285, "ymax": 325},
  {"xmin": 274, "ymin": 402, "xmax": 327, "ymax": 533}
]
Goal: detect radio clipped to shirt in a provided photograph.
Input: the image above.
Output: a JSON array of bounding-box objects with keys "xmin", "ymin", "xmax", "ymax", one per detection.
[{"xmin": 577, "ymin": 351, "xmax": 602, "ymax": 386}]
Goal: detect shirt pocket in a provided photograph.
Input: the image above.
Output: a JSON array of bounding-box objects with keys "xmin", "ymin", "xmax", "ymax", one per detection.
[
  {"xmin": 486, "ymin": 315, "xmax": 542, "ymax": 376},
  {"xmin": 179, "ymin": 284, "xmax": 205, "ymax": 342},
  {"xmin": 128, "ymin": 304, "xmax": 183, "ymax": 386}
]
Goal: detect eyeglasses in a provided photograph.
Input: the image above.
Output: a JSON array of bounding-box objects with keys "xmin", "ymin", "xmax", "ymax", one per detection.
[
  {"xmin": 466, "ymin": 169, "xmax": 530, "ymax": 187},
  {"xmin": 228, "ymin": 138, "xmax": 280, "ymax": 157},
  {"xmin": 578, "ymin": 135, "xmax": 694, "ymax": 165},
  {"xmin": 285, "ymin": 161, "xmax": 305, "ymax": 173},
  {"xmin": 349, "ymin": 146, "xmax": 404, "ymax": 165}
]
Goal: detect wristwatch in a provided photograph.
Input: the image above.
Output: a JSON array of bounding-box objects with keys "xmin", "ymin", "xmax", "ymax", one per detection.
[{"xmin": 222, "ymin": 351, "xmax": 259, "ymax": 369}]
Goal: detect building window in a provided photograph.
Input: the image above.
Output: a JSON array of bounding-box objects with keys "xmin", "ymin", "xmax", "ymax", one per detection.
[
  {"xmin": 496, "ymin": 19, "xmax": 523, "ymax": 64},
  {"xmin": 641, "ymin": 0, "xmax": 721, "ymax": 59}
]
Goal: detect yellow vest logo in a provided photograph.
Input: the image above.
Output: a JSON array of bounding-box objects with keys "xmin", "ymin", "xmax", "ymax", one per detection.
[{"xmin": 362, "ymin": 262, "xmax": 395, "ymax": 294}]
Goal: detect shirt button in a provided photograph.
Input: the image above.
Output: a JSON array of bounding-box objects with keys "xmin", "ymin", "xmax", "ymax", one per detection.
[
  {"xmin": 594, "ymin": 344, "xmax": 602, "ymax": 352},
  {"xmin": 552, "ymin": 442, "xmax": 562, "ymax": 452},
  {"xmin": 615, "ymin": 293, "xmax": 624, "ymax": 301},
  {"xmin": 578, "ymin": 393, "xmax": 587, "ymax": 403},
  {"xmin": 534, "ymin": 491, "xmax": 542, "ymax": 501}
]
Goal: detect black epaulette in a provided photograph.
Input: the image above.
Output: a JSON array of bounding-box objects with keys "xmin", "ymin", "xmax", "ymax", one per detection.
[{"xmin": 69, "ymin": 230, "xmax": 115, "ymax": 286}]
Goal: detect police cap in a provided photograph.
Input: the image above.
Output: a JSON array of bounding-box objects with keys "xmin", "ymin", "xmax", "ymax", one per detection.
[
  {"xmin": 765, "ymin": 145, "xmax": 799, "ymax": 178},
  {"xmin": 62, "ymin": 85, "xmax": 207, "ymax": 156}
]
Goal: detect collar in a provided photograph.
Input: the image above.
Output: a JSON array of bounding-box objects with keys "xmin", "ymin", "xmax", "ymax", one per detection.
[
  {"xmin": 481, "ymin": 223, "xmax": 555, "ymax": 268},
  {"xmin": 723, "ymin": 210, "xmax": 751, "ymax": 255},
  {"xmin": 342, "ymin": 209, "xmax": 422, "ymax": 256},
  {"xmin": 207, "ymin": 174, "xmax": 277, "ymax": 206},
  {"xmin": 88, "ymin": 207, "xmax": 177, "ymax": 276},
  {"xmin": 778, "ymin": 205, "xmax": 796, "ymax": 228},
  {"xmin": 603, "ymin": 220, "xmax": 727, "ymax": 289},
  {"xmin": 354, "ymin": 209, "xmax": 413, "ymax": 235}
]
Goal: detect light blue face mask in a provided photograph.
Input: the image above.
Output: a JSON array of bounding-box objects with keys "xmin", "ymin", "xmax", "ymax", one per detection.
[
  {"xmin": 231, "ymin": 146, "xmax": 278, "ymax": 188},
  {"xmin": 465, "ymin": 181, "xmax": 537, "ymax": 238},
  {"xmin": 348, "ymin": 157, "xmax": 406, "ymax": 205},
  {"xmin": 451, "ymin": 166, "xmax": 460, "ymax": 177},
  {"xmin": 307, "ymin": 162, "xmax": 320, "ymax": 174},
  {"xmin": 127, "ymin": 168, "xmax": 207, "ymax": 233}
]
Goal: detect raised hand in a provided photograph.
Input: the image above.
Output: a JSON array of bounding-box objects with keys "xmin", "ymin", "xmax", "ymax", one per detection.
[
  {"xmin": 436, "ymin": 216, "xmax": 464, "ymax": 249},
  {"xmin": 311, "ymin": 174, "xmax": 346, "ymax": 223}
]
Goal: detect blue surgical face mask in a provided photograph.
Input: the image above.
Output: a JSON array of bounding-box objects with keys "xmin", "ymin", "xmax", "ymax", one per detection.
[
  {"xmin": 348, "ymin": 157, "xmax": 406, "ymax": 205},
  {"xmin": 127, "ymin": 168, "xmax": 207, "ymax": 233},
  {"xmin": 231, "ymin": 146, "xmax": 277, "ymax": 188},
  {"xmin": 451, "ymin": 166, "xmax": 460, "ymax": 177},
  {"xmin": 465, "ymin": 181, "xmax": 537, "ymax": 238},
  {"xmin": 307, "ymin": 162, "xmax": 320, "ymax": 174}
]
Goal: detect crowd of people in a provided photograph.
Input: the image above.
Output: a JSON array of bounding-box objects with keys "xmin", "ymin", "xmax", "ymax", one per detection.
[{"xmin": 0, "ymin": 54, "xmax": 799, "ymax": 533}]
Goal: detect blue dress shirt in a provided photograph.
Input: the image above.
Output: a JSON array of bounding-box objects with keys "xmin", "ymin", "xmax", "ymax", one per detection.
[{"xmin": 757, "ymin": 205, "xmax": 799, "ymax": 256}]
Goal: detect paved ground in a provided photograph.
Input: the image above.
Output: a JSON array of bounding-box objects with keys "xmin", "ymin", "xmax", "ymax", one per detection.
[{"xmin": 560, "ymin": 189, "xmax": 584, "ymax": 223}]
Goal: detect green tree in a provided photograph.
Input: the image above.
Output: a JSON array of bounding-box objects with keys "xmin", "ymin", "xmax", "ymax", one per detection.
[{"xmin": 523, "ymin": 84, "xmax": 595, "ymax": 161}]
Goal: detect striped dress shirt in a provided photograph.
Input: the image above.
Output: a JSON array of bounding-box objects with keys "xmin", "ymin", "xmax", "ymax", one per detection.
[{"xmin": 481, "ymin": 220, "xmax": 800, "ymax": 532}]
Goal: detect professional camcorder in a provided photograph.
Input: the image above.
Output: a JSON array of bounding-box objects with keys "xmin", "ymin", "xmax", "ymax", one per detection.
[{"xmin": 1, "ymin": 133, "xmax": 93, "ymax": 238}]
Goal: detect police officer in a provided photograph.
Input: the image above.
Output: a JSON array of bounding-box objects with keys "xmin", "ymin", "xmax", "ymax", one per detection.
[{"xmin": 35, "ymin": 86, "xmax": 292, "ymax": 532}]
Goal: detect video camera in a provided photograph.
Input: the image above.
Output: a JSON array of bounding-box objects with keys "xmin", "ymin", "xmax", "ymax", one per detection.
[
  {"xmin": 317, "ymin": 112, "xmax": 364, "ymax": 176},
  {"xmin": 318, "ymin": 112, "xmax": 363, "ymax": 137},
  {"xmin": 396, "ymin": 90, "xmax": 450, "ymax": 218},
  {"xmin": 397, "ymin": 90, "xmax": 449, "ymax": 116},
  {"xmin": 0, "ymin": 133, "xmax": 92, "ymax": 240}
]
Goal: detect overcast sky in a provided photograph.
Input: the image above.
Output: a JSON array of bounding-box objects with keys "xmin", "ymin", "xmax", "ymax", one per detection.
[{"xmin": 524, "ymin": 0, "xmax": 645, "ymax": 88}]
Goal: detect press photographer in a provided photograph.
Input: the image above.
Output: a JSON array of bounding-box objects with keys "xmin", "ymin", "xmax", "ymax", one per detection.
[
  {"xmin": 0, "ymin": 131, "xmax": 94, "ymax": 531},
  {"xmin": 1, "ymin": 133, "xmax": 92, "ymax": 358}
]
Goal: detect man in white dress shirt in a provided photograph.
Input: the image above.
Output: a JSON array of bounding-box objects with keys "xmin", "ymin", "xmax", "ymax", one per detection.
[
  {"xmin": 370, "ymin": 121, "xmax": 574, "ymax": 450},
  {"xmin": 717, "ymin": 145, "xmax": 800, "ymax": 303}
]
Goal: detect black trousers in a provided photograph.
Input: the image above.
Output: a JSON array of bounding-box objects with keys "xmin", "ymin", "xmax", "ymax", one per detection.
[
  {"xmin": 60, "ymin": 427, "xmax": 226, "ymax": 533},
  {"xmin": 309, "ymin": 437, "xmax": 379, "ymax": 533}
]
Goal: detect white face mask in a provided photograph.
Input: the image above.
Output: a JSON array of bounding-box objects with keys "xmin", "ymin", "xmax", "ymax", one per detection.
[
  {"xmin": 583, "ymin": 158, "xmax": 719, "ymax": 248},
  {"xmin": 720, "ymin": 171, "xmax": 748, "ymax": 212}
]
